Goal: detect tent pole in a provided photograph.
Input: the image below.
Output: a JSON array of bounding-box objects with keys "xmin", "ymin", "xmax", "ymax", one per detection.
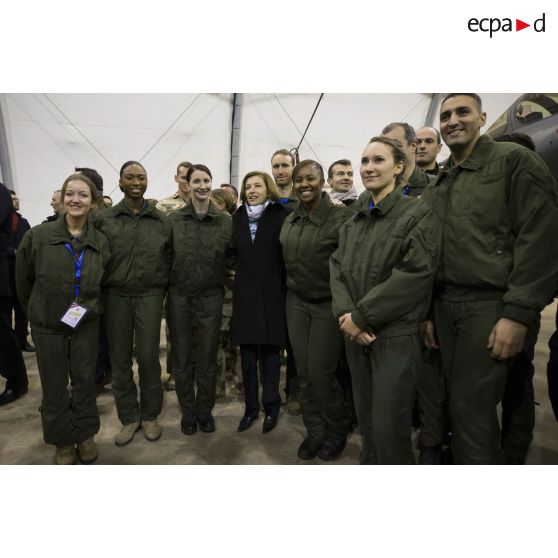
[
  {"xmin": 0, "ymin": 96, "xmax": 15, "ymax": 187},
  {"xmin": 424, "ymin": 93, "xmax": 444, "ymax": 128},
  {"xmin": 229, "ymin": 93, "xmax": 243, "ymax": 187}
]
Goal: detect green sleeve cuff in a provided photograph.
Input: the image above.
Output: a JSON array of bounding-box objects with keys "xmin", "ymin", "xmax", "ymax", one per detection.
[
  {"xmin": 351, "ymin": 309, "xmax": 369, "ymax": 332},
  {"xmin": 501, "ymin": 303, "xmax": 537, "ymax": 327}
]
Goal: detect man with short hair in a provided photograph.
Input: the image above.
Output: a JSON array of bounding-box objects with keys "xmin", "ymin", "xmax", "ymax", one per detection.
[
  {"xmin": 270, "ymin": 148, "xmax": 300, "ymax": 415},
  {"xmin": 327, "ymin": 159, "xmax": 358, "ymax": 206},
  {"xmin": 382, "ymin": 122, "xmax": 435, "ymax": 197},
  {"xmin": 156, "ymin": 161, "xmax": 192, "ymax": 214},
  {"xmin": 422, "ymin": 93, "xmax": 558, "ymax": 465},
  {"xmin": 271, "ymin": 149, "xmax": 298, "ymax": 209},
  {"xmin": 416, "ymin": 127, "xmax": 442, "ymax": 175},
  {"xmin": 44, "ymin": 189, "xmax": 62, "ymax": 222},
  {"xmin": 156, "ymin": 161, "xmax": 193, "ymax": 391}
]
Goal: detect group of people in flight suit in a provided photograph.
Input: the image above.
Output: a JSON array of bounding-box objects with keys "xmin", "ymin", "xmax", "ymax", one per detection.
[{"xmin": 5, "ymin": 92, "xmax": 558, "ymax": 465}]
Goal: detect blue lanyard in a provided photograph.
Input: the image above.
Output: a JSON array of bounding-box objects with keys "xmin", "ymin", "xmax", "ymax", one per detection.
[
  {"xmin": 64, "ymin": 243, "xmax": 85, "ymax": 299},
  {"xmin": 369, "ymin": 200, "xmax": 375, "ymax": 210},
  {"xmin": 402, "ymin": 185, "xmax": 410, "ymax": 196},
  {"xmin": 278, "ymin": 197, "xmax": 291, "ymax": 205}
]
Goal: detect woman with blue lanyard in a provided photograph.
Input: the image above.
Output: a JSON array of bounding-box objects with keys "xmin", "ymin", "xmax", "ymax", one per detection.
[{"xmin": 16, "ymin": 173, "xmax": 110, "ymax": 465}]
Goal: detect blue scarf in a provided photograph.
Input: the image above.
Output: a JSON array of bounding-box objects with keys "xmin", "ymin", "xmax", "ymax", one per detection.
[{"xmin": 246, "ymin": 200, "xmax": 270, "ymax": 242}]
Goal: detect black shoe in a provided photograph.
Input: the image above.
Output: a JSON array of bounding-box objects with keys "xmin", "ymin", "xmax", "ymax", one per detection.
[
  {"xmin": 198, "ymin": 415, "xmax": 215, "ymax": 433},
  {"xmin": 21, "ymin": 342, "xmax": 36, "ymax": 352},
  {"xmin": 0, "ymin": 385, "xmax": 28, "ymax": 407},
  {"xmin": 262, "ymin": 413, "xmax": 278, "ymax": 434},
  {"xmin": 318, "ymin": 438, "xmax": 347, "ymax": 462},
  {"xmin": 297, "ymin": 436, "xmax": 324, "ymax": 460},
  {"xmin": 181, "ymin": 414, "xmax": 197, "ymax": 436},
  {"xmin": 237, "ymin": 414, "xmax": 258, "ymax": 432}
]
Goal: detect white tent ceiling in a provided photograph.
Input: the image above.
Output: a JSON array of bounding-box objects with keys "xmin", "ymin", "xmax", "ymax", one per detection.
[{"xmin": 1, "ymin": 92, "xmax": 520, "ymax": 226}]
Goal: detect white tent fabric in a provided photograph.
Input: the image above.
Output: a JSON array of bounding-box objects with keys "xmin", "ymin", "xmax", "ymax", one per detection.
[
  {"xmin": 239, "ymin": 93, "xmax": 431, "ymax": 182},
  {"xmin": 0, "ymin": 93, "xmax": 233, "ymax": 225},
  {"xmin": 0, "ymin": 93, "xmax": 520, "ymax": 226}
]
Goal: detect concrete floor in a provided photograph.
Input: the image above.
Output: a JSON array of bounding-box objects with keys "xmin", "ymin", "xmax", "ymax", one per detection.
[{"xmin": 1, "ymin": 302, "xmax": 558, "ymax": 465}]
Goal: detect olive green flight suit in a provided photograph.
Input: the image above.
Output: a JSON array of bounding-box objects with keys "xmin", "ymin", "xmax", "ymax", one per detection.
[
  {"xmin": 422, "ymin": 135, "xmax": 558, "ymax": 464},
  {"xmin": 330, "ymin": 188, "xmax": 438, "ymax": 464},
  {"xmin": 280, "ymin": 193, "xmax": 352, "ymax": 443},
  {"xmin": 94, "ymin": 200, "xmax": 172, "ymax": 425},
  {"xmin": 16, "ymin": 215, "xmax": 110, "ymax": 446},
  {"xmin": 167, "ymin": 201, "xmax": 233, "ymax": 419},
  {"xmin": 403, "ymin": 164, "xmax": 436, "ymax": 198}
]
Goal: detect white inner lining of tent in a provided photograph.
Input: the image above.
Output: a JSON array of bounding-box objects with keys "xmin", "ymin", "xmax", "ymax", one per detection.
[{"xmin": 0, "ymin": 93, "xmax": 519, "ymax": 226}]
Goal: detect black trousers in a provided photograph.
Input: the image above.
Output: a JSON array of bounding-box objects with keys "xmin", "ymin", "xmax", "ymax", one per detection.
[
  {"xmin": 240, "ymin": 344, "xmax": 281, "ymax": 416},
  {"xmin": 0, "ymin": 296, "xmax": 28, "ymax": 390}
]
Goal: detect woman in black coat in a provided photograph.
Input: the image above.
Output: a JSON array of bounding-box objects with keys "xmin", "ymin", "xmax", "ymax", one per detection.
[{"xmin": 231, "ymin": 171, "xmax": 291, "ymax": 434}]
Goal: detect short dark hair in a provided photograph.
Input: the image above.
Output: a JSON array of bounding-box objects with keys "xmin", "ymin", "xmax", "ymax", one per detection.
[
  {"xmin": 176, "ymin": 161, "xmax": 193, "ymax": 174},
  {"xmin": 8, "ymin": 189, "xmax": 16, "ymax": 195},
  {"xmin": 119, "ymin": 161, "xmax": 146, "ymax": 178},
  {"xmin": 186, "ymin": 164, "xmax": 212, "ymax": 182},
  {"xmin": 271, "ymin": 148, "xmax": 295, "ymax": 166},
  {"xmin": 381, "ymin": 122, "xmax": 416, "ymax": 144},
  {"xmin": 292, "ymin": 159, "xmax": 325, "ymax": 185},
  {"xmin": 494, "ymin": 132, "xmax": 535, "ymax": 152},
  {"xmin": 367, "ymin": 136, "xmax": 407, "ymax": 187},
  {"xmin": 442, "ymin": 93, "xmax": 483, "ymax": 112},
  {"xmin": 417, "ymin": 126, "xmax": 442, "ymax": 145},
  {"xmin": 327, "ymin": 159, "xmax": 352, "ymax": 180},
  {"xmin": 75, "ymin": 167, "xmax": 103, "ymax": 194}
]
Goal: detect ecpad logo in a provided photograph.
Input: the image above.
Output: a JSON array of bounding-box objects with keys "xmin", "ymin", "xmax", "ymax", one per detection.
[{"xmin": 468, "ymin": 13, "xmax": 546, "ymax": 37}]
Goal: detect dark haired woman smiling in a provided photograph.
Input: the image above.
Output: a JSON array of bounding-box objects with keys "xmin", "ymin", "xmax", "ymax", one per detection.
[
  {"xmin": 167, "ymin": 164, "xmax": 234, "ymax": 436},
  {"xmin": 94, "ymin": 161, "xmax": 173, "ymax": 449},
  {"xmin": 280, "ymin": 160, "xmax": 352, "ymax": 461}
]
